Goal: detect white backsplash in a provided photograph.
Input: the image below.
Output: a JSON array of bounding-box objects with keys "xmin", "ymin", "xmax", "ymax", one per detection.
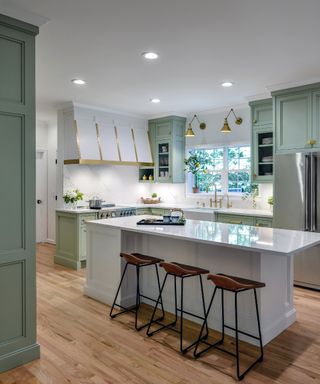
[{"xmin": 64, "ymin": 164, "xmax": 273, "ymax": 210}]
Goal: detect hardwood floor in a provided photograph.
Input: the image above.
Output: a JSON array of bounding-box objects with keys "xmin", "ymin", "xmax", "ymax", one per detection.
[{"xmin": 0, "ymin": 243, "xmax": 319, "ymax": 383}]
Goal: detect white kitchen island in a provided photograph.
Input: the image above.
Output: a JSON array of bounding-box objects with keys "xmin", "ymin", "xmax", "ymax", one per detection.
[{"xmin": 84, "ymin": 215, "xmax": 320, "ymax": 346}]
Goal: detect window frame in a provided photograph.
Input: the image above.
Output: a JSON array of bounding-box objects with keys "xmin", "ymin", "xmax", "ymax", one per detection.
[{"xmin": 185, "ymin": 143, "xmax": 252, "ymax": 196}]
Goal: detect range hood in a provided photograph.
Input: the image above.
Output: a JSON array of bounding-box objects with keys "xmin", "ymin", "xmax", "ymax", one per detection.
[{"xmin": 59, "ymin": 103, "xmax": 153, "ymax": 166}]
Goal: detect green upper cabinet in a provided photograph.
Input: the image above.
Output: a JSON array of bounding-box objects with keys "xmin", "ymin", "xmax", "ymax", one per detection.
[
  {"xmin": 249, "ymin": 99, "xmax": 273, "ymax": 183},
  {"xmin": 252, "ymin": 100, "xmax": 273, "ymax": 128},
  {"xmin": 148, "ymin": 116, "xmax": 186, "ymax": 183},
  {"xmin": 272, "ymin": 83, "xmax": 320, "ymax": 153}
]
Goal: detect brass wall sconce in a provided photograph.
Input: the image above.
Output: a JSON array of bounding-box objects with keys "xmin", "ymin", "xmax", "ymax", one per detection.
[
  {"xmin": 221, "ymin": 108, "xmax": 243, "ymax": 133},
  {"xmin": 185, "ymin": 114, "xmax": 206, "ymax": 137}
]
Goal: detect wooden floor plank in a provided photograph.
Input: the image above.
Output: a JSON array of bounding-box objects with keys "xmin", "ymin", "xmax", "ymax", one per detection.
[{"xmin": 0, "ymin": 243, "xmax": 319, "ymax": 383}]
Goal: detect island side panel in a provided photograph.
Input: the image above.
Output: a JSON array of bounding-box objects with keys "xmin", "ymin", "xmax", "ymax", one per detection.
[{"xmin": 84, "ymin": 224, "xmax": 137, "ymax": 307}]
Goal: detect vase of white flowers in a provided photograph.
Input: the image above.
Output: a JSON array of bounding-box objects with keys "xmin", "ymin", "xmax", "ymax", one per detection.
[{"xmin": 63, "ymin": 189, "xmax": 84, "ymax": 209}]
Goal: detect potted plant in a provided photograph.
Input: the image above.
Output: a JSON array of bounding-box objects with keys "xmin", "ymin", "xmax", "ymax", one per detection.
[
  {"xmin": 63, "ymin": 189, "xmax": 84, "ymax": 209},
  {"xmin": 184, "ymin": 151, "xmax": 209, "ymax": 193},
  {"xmin": 242, "ymin": 184, "xmax": 259, "ymax": 209}
]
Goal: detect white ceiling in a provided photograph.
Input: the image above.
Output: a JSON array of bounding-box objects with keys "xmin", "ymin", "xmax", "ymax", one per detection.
[{"xmin": 2, "ymin": 0, "xmax": 320, "ymax": 122}]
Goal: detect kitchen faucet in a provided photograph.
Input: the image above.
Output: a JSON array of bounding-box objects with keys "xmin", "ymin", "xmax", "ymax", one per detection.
[{"xmin": 209, "ymin": 183, "xmax": 222, "ymax": 208}]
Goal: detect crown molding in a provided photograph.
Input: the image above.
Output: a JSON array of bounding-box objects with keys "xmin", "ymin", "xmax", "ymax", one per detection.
[
  {"xmin": 0, "ymin": 6, "xmax": 49, "ymax": 27},
  {"xmin": 266, "ymin": 77, "xmax": 320, "ymax": 93},
  {"xmin": 246, "ymin": 92, "xmax": 271, "ymax": 102}
]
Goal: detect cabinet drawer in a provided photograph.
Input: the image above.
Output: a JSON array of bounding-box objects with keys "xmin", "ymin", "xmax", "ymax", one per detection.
[
  {"xmin": 156, "ymin": 121, "xmax": 171, "ymax": 138},
  {"xmin": 216, "ymin": 214, "xmax": 254, "ymax": 226},
  {"xmin": 137, "ymin": 208, "xmax": 152, "ymax": 215},
  {"xmin": 255, "ymin": 217, "xmax": 273, "ymax": 227}
]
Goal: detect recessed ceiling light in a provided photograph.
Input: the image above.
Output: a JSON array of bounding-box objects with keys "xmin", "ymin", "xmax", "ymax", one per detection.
[
  {"xmin": 221, "ymin": 81, "xmax": 233, "ymax": 87},
  {"xmin": 71, "ymin": 78, "xmax": 86, "ymax": 85},
  {"xmin": 150, "ymin": 98, "xmax": 160, "ymax": 103},
  {"xmin": 142, "ymin": 52, "xmax": 159, "ymax": 60}
]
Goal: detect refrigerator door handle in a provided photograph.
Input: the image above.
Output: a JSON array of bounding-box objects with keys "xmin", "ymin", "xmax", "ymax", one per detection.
[{"xmin": 304, "ymin": 154, "xmax": 311, "ymax": 231}]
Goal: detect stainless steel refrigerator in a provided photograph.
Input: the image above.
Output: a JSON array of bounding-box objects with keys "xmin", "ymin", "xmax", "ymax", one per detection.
[{"xmin": 273, "ymin": 152, "xmax": 320, "ymax": 290}]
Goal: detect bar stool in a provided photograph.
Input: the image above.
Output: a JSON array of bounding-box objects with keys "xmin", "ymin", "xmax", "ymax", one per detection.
[
  {"xmin": 110, "ymin": 252, "xmax": 165, "ymax": 331},
  {"xmin": 147, "ymin": 262, "xmax": 209, "ymax": 354},
  {"xmin": 194, "ymin": 273, "xmax": 265, "ymax": 380}
]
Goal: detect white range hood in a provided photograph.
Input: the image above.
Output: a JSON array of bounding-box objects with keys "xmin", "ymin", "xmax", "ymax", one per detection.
[{"xmin": 59, "ymin": 102, "xmax": 153, "ymax": 166}]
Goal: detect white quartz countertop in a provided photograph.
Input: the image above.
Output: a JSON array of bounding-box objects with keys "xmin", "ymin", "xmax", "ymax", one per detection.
[
  {"xmin": 55, "ymin": 204, "xmax": 272, "ymax": 218},
  {"xmin": 87, "ymin": 215, "xmax": 320, "ymax": 255}
]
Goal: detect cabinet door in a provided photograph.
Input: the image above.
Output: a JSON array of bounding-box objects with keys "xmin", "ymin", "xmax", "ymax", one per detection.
[
  {"xmin": 252, "ymin": 103, "xmax": 272, "ymax": 127},
  {"xmin": 79, "ymin": 214, "xmax": 97, "ymax": 261},
  {"xmin": 0, "ymin": 18, "xmax": 40, "ymax": 369},
  {"xmin": 252, "ymin": 128, "xmax": 273, "ymax": 183},
  {"xmin": 156, "ymin": 120, "xmax": 171, "ymax": 139},
  {"xmin": 216, "ymin": 214, "xmax": 254, "ymax": 226},
  {"xmin": 275, "ymin": 92, "xmax": 312, "ymax": 153},
  {"xmin": 255, "ymin": 217, "xmax": 273, "ymax": 227},
  {"xmin": 312, "ymin": 91, "xmax": 320, "ymax": 148},
  {"xmin": 156, "ymin": 140, "xmax": 172, "ymax": 182}
]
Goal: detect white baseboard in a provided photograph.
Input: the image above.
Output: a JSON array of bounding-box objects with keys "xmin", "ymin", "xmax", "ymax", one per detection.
[{"xmin": 46, "ymin": 238, "xmax": 56, "ymax": 245}]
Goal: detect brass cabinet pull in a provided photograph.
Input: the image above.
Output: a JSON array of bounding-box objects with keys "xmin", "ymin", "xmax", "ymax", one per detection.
[
  {"xmin": 253, "ymin": 119, "xmax": 257, "ymax": 124},
  {"xmin": 307, "ymin": 139, "xmax": 317, "ymax": 145},
  {"xmin": 229, "ymin": 220, "xmax": 242, "ymax": 224},
  {"xmin": 253, "ymin": 173, "xmax": 257, "ymax": 179}
]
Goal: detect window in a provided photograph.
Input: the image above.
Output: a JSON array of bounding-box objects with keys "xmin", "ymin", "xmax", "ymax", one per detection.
[{"xmin": 189, "ymin": 145, "xmax": 251, "ymax": 194}]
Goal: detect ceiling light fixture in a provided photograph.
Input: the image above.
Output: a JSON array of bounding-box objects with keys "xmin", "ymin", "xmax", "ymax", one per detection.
[
  {"xmin": 142, "ymin": 52, "xmax": 159, "ymax": 60},
  {"xmin": 221, "ymin": 108, "xmax": 242, "ymax": 133},
  {"xmin": 71, "ymin": 78, "xmax": 86, "ymax": 85},
  {"xmin": 150, "ymin": 98, "xmax": 160, "ymax": 103},
  {"xmin": 185, "ymin": 114, "xmax": 206, "ymax": 137},
  {"xmin": 221, "ymin": 81, "xmax": 233, "ymax": 87}
]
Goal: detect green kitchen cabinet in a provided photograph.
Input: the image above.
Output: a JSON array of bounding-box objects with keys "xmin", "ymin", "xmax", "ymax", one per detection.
[
  {"xmin": 250, "ymin": 99, "xmax": 273, "ymax": 183},
  {"xmin": 251, "ymin": 99, "xmax": 273, "ymax": 128},
  {"xmin": 255, "ymin": 217, "xmax": 273, "ymax": 227},
  {"xmin": 136, "ymin": 208, "xmax": 152, "ymax": 215},
  {"xmin": 147, "ymin": 116, "xmax": 186, "ymax": 183},
  {"xmin": 0, "ymin": 15, "xmax": 40, "ymax": 372},
  {"xmin": 216, "ymin": 213, "xmax": 273, "ymax": 227},
  {"xmin": 216, "ymin": 213, "xmax": 255, "ymax": 226},
  {"xmin": 136, "ymin": 207, "xmax": 171, "ymax": 216},
  {"xmin": 272, "ymin": 83, "xmax": 320, "ymax": 153},
  {"xmin": 55, "ymin": 211, "xmax": 98, "ymax": 270}
]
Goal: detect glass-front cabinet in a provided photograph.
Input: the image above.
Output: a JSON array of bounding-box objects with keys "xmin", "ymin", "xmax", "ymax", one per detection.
[
  {"xmin": 249, "ymin": 99, "xmax": 273, "ymax": 183},
  {"xmin": 143, "ymin": 116, "xmax": 186, "ymax": 183}
]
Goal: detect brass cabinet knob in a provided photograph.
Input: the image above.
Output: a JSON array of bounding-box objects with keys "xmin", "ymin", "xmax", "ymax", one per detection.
[
  {"xmin": 253, "ymin": 119, "xmax": 257, "ymax": 124},
  {"xmin": 307, "ymin": 139, "xmax": 317, "ymax": 145},
  {"xmin": 253, "ymin": 173, "xmax": 257, "ymax": 179}
]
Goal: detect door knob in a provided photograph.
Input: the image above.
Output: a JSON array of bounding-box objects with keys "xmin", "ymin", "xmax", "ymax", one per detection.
[{"xmin": 37, "ymin": 199, "xmax": 42, "ymax": 204}]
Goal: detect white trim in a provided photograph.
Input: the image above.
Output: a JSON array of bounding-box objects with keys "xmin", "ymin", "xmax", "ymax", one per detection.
[
  {"xmin": 246, "ymin": 92, "xmax": 271, "ymax": 102},
  {"xmin": 46, "ymin": 239, "xmax": 56, "ymax": 245}
]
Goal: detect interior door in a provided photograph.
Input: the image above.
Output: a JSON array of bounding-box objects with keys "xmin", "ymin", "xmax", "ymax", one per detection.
[{"xmin": 36, "ymin": 151, "xmax": 47, "ymax": 243}]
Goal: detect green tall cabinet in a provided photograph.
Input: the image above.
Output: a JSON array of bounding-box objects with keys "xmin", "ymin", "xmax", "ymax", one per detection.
[
  {"xmin": 147, "ymin": 116, "xmax": 186, "ymax": 183},
  {"xmin": 249, "ymin": 99, "xmax": 274, "ymax": 183},
  {"xmin": 0, "ymin": 15, "xmax": 39, "ymax": 371}
]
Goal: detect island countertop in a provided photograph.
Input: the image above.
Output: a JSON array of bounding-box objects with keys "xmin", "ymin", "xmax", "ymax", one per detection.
[{"xmin": 87, "ymin": 215, "xmax": 320, "ymax": 255}]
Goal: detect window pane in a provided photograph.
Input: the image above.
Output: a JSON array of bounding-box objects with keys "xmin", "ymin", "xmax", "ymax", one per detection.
[
  {"xmin": 239, "ymin": 146, "xmax": 250, "ymax": 158},
  {"xmin": 239, "ymin": 158, "xmax": 250, "ymax": 169},
  {"xmin": 228, "ymin": 171, "xmax": 251, "ymax": 192},
  {"xmin": 196, "ymin": 172, "xmax": 222, "ymax": 192}
]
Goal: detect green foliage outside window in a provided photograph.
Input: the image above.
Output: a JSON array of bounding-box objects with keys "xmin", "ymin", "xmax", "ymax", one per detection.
[{"xmin": 187, "ymin": 145, "xmax": 252, "ymax": 193}]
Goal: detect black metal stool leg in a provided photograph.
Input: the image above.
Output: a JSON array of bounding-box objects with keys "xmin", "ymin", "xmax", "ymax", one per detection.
[
  {"xmin": 174, "ymin": 275, "xmax": 178, "ymax": 325},
  {"xmin": 155, "ymin": 264, "xmax": 165, "ymax": 320},
  {"xmin": 254, "ymin": 288, "xmax": 264, "ymax": 362},
  {"xmin": 147, "ymin": 273, "xmax": 171, "ymax": 336},
  {"xmin": 180, "ymin": 277, "xmax": 184, "ymax": 353},
  {"xmin": 221, "ymin": 289, "xmax": 225, "ymax": 342},
  {"xmin": 194, "ymin": 286, "xmax": 219, "ymax": 357},
  {"xmin": 235, "ymin": 292, "xmax": 242, "ymax": 380},
  {"xmin": 134, "ymin": 266, "xmax": 141, "ymax": 330},
  {"xmin": 199, "ymin": 275, "xmax": 209, "ymax": 339},
  {"xmin": 110, "ymin": 262, "xmax": 129, "ymax": 318}
]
